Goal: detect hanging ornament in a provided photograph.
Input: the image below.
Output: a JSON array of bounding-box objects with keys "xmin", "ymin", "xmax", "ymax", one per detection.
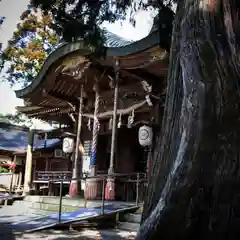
[
  {"xmin": 109, "ymin": 117, "xmax": 113, "ymax": 130},
  {"xmin": 117, "ymin": 113, "xmax": 122, "ymax": 129},
  {"xmin": 127, "ymin": 110, "xmax": 135, "ymax": 128},
  {"xmin": 145, "ymin": 95, "xmax": 153, "ymax": 107},
  {"xmin": 87, "ymin": 118, "xmax": 91, "ymax": 131},
  {"xmin": 127, "ymin": 115, "xmax": 132, "ymax": 128},
  {"xmin": 130, "ymin": 109, "xmax": 135, "ymax": 124}
]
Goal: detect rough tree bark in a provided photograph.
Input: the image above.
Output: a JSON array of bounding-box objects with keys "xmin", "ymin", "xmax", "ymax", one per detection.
[{"xmin": 137, "ymin": 0, "xmax": 240, "ymax": 239}]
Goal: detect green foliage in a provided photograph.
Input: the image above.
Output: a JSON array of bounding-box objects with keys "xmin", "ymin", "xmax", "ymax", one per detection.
[
  {"xmin": 29, "ymin": 0, "xmax": 174, "ymax": 49},
  {"xmin": 0, "ymin": 166, "xmax": 9, "ymax": 173},
  {"xmin": 0, "ymin": 13, "xmax": 6, "ymax": 71},
  {"xmin": 1, "ymin": 1, "xmax": 174, "ymax": 86},
  {"xmin": 1, "ymin": 9, "xmax": 61, "ymax": 86}
]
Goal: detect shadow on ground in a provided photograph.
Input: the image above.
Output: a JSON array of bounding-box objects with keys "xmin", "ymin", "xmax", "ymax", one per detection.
[
  {"xmin": 14, "ymin": 229, "xmax": 136, "ymax": 240},
  {"xmin": 0, "ymin": 223, "xmax": 15, "ymax": 240}
]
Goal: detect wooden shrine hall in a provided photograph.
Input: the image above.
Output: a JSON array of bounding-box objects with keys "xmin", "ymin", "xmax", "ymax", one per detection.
[{"xmin": 15, "ymin": 21, "xmax": 171, "ymax": 201}]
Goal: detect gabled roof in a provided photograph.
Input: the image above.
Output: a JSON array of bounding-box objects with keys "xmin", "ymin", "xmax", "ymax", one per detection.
[
  {"xmin": 15, "ymin": 26, "xmax": 164, "ymax": 99},
  {"xmin": 0, "ymin": 122, "xmax": 60, "ymax": 153},
  {"xmin": 103, "ymin": 29, "xmax": 133, "ymax": 47}
]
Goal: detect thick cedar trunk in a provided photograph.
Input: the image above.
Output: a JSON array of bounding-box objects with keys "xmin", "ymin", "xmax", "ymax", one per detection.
[{"xmin": 137, "ymin": 0, "xmax": 240, "ymax": 239}]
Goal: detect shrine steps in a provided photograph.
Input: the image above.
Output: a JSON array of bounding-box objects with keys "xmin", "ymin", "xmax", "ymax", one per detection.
[{"xmin": 116, "ymin": 206, "xmax": 143, "ymax": 233}]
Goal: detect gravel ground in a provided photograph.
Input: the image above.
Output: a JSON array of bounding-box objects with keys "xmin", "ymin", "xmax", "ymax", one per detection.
[
  {"xmin": 0, "ymin": 223, "xmax": 136, "ymax": 240},
  {"xmin": 14, "ymin": 229, "xmax": 136, "ymax": 240},
  {"xmin": 0, "ymin": 204, "xmax": 50, "ymax": 223}
]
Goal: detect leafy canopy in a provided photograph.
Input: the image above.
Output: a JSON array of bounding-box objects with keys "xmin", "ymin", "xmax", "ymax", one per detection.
[
  {"xmin": 30, "ymin": 0, "xmax": 174, "ymax": 48},
  {"xmin": 0, "ymin": 15, "xmax": 5, "ymax": 70},
  {"xmin": 0, "ymin": 112, "xmax": 33, "ymax": 128},
  {"xmin": 0, "ymin": 0, "xmax": 174, "ymax": 86},
  {"xmin": 1, "ymin": 9, "xmax": 61, "ymax": 86}
]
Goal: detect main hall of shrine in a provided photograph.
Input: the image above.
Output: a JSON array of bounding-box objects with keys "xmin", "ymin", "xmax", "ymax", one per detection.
[{"xmin": 15, "ymin": 17, "xmax": 171, "ymax": 201}]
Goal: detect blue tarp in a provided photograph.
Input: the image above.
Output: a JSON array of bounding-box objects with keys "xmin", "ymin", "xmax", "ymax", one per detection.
[
  {"xmin": 0, "ymin": 124, "xmax": 60, "ymax": 153},
  {"xmin": 10, "ymin": 203, "xmax": 135, "ymax": 232},
  {"xmin": 0, "ymin": 193, "xmax": 11, "ymax": 199}
]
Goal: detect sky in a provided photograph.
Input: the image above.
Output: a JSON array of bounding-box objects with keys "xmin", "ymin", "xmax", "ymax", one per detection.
[
  {"xmin": 0, "ymin": 0, "xmax": 155, "ymax": 129},
  {"xmin": 0, "ymin": 0, "xmax": 29, "ymax": 115}
]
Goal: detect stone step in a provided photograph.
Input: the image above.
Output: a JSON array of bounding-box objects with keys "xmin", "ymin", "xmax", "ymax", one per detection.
[
  {"xmin": 123, "ymin": 213, "xmax": 141, "ymax": 223},
  {"xmin": 117, "ymin": 221, "xmax": 140, "ymax": 232}
]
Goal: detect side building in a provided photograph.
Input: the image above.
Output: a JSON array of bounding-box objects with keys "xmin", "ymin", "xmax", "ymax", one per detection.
[{"xmin": 0, "ymin": 122, "xmax": 64, "ymax": 195}]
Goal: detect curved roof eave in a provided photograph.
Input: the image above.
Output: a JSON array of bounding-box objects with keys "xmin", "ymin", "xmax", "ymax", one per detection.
[{"xmin": 15, "ymin": 30, "xmax": 160, "ymax": 99}]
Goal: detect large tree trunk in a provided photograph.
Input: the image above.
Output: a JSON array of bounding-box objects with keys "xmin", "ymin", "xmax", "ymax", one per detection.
[{"xmin": 137, "ymin": 0, "xmax": 240, "ymax": 239}]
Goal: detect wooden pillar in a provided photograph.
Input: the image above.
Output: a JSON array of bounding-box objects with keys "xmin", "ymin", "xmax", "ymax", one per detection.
[
  {"xmin": 45, "ymin": 158, "xmax": 49, "ymax": 171},
  {"xmin": 32, "ymin": 158, "xmax": 37, "ymax": 193},
  {"xmin": 23, "ymin": 130, "xmax": 34, "ymax": 195},
  {"xmin": 18, "ymin": 171, "xmax": 22, "ymax": 189},
  {"xmin": 69, "ymin": 85, "xmax": 84, "ymax": 198},
  {"xmin": 9, "ymin": 155, "xmax": 17, "ymax": 194},
  {"xmin": 147, "ymin": 147, "xmax": 153, "ymax": 181},
  {"xmin": 105, "ymin": 59, "xmax": 120, "ymax": 201},
  {"xmin": 85, "ymin": 83, "xmax": 100, "ymax": 200}
]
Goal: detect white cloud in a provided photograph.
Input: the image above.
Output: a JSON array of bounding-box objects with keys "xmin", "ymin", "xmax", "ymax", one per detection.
[
  {"xmin": 0, "ymin": 81, "xmax": 24, "ymax": 115},
  {"xmin": 31, "ymin": 119, "xmax": 54, "ymax": 130},
  {"xmin": 0, "ymin": 0, "xmax": 30, "ymax": 48},
  {"xmin": 102, "ymin": 9, "xmax": 157, "ymax": 41}
]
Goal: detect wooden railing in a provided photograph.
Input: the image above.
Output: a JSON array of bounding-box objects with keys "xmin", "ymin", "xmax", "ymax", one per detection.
[{"xmin": 35, "ymin": 171, "xmax": 72, "ymax": 181}]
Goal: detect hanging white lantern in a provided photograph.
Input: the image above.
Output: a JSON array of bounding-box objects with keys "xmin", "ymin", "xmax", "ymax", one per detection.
[
  {"xmin": 62, "ymin": 137, "xmax": 75, "ymax": 153},
  {"xmin": 138, "ymin": 125, "xmax": 153, "ymax": 146}
]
